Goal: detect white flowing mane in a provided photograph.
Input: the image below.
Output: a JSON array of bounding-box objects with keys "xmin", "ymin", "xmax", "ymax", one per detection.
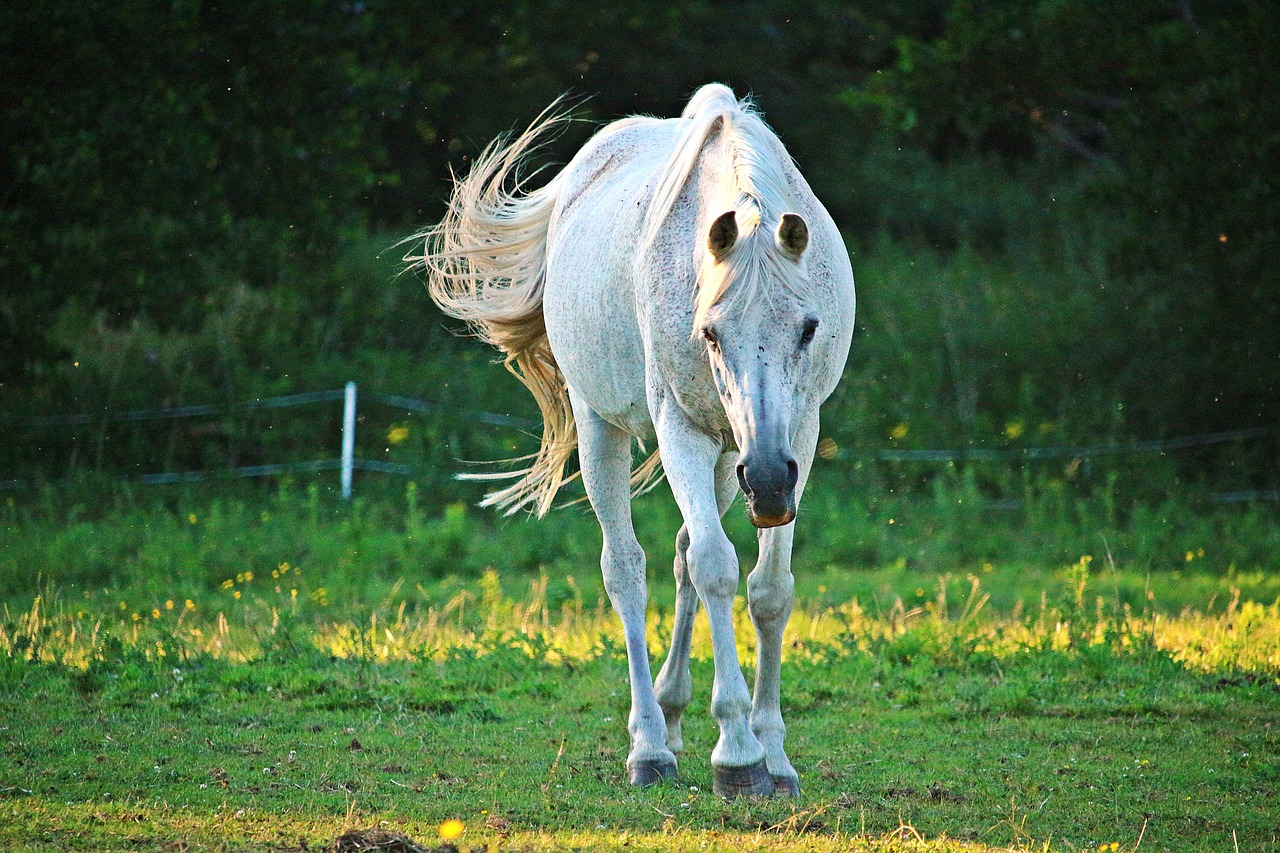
[{"xmin": 639, "ymin": 84, "xmax": 815, "ymax": 334}]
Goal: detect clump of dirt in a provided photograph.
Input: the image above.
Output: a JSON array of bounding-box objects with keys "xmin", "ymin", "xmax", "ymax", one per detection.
[{"xmin": 330, "ymin": 828, "xmax": 454, "ymax": 853}]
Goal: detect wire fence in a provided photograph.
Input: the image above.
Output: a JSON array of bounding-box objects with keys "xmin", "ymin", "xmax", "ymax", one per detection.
[
  {"xmin": 0, "ymin": 383, "xmax": 524, "ymax": 495},
  {"xmin": 838, "ymin": 427, "xmax": 1273, "ymax": 462},
  {"xmin": 2, "ymin": 384, "xmax": 1275, "ymax": 502}
]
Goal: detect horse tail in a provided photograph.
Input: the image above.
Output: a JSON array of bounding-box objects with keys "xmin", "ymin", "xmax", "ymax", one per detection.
[{"xmin": 405, "ymin": 103, "xmax": 577, "ymax": 518}]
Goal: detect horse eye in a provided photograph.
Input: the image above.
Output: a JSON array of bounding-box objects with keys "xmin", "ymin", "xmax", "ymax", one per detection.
[
  {"xmin": 799, "ymin": 318, "xmax": 819, "ymax": 347},
  {"xmin": 702, "ymin": 326, "xmax": 720, "ymax": 349}
]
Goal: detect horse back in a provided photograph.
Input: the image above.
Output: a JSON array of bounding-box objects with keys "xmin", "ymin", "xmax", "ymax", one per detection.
[{"xmin": 541, "ymin": 117, "xmax": 680, "ymax": 439}]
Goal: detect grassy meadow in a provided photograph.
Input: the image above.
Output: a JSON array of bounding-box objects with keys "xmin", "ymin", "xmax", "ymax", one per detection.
[
  {"xmin": 2, "ymin": 474, "xmax": 1278, "ymax": 852},
  {"xmin": 4, "ymin": 128, "xmax": 1278, "ymax": 853}
]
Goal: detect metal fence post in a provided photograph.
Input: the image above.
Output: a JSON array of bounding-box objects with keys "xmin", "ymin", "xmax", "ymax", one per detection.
[{"xmin": 341, "ymin": 381, "xmax": 357, "ymax": 500}]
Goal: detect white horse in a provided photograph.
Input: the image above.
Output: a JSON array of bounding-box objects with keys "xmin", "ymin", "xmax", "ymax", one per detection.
[{"xmin": 409, "ymin": 84, "xmax": 856, "ymax": 797}]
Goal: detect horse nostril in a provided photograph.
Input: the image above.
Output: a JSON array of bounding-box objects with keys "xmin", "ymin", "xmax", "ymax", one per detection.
[
  {"xmin": 785, "ymin": 459, "xmax": 798, "ymax": 491},
  {"xmin": 736, "ymin": 463, "xmax": 750, "ymax": 495}
]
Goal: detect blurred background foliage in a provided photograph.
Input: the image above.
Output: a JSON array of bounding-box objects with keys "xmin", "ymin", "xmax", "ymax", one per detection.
[{"xmin": 1, "ymin": 0, "xmax": 1276, "ymax": 503}]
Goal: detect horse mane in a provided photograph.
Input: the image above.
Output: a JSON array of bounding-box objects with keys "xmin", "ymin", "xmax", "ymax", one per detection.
[{"xmin": 639, "ymin": 84, "xmax": 814, "ymax": 336}]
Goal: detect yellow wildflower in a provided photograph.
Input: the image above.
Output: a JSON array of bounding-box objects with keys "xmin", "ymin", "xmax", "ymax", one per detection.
[
  {"xmin": 438, "ymin": 820, "xmax": 464, "ymax": 841},
  {"xmin": 387, "ymin": 424, "xmax": 410, "ymax": 446}
]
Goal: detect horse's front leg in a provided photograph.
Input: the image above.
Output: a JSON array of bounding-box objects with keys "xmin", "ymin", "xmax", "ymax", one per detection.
[
  {"xmin": 571, "ymin": 392, "xmax": 676, "ymax": 786},
  {"xmin": 658, "ymin": 413, "xmax": 773, "ymax": 798},
  {"xmin": 747, "ymin": 415, "xmax": 818, "ymax": 797},
  {"xmin": 747, "ymin": 523, "xmax": 799, "ymax": 796},
  {"xmin": 654, "ymin": 452, "xmax": 738, "ymax": 754}
]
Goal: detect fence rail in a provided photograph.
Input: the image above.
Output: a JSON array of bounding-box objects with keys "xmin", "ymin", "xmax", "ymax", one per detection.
[
  {"xmin": 838, "ymin": 427, "xmax": 1273, "ymax": 463},
  {"xmin": 0, "ymin": 382, "xmax": 499, "ymax": 496},
  {"xmin": 2, "ymin": 384, "xmax": 1275, "ymax": 501},
  {"xmin": 0, "ymin": 389, "xmax": 348, "ymax": 427}
]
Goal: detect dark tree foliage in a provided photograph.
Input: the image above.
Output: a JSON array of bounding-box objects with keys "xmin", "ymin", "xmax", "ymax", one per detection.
[
  {"xmin": 1, "ymin": 0, "xmax": 1274, "ymax": 450},
  {"xmin": 0, "ymin": 0, "xmax": 892, "ymax": 382},
  {"xmin": 848, "ymin": 0, "xmax": 1280, "ymax": 432},
  {"xmin": 1, "ymin": 1, "xmax": 385, "ymax": 376}
]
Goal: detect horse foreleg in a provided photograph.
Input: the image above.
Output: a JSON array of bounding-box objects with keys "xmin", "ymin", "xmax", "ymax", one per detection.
[
  {"xmin": 747, "ymin": 415, "xmax": 817, "ymax": 797},
  {"xmin": 747, "ymin": 523, "xmax": 799, "ymax": 796},
  {"xmin": 658, "ymin": 414, "xmax": 772, "ymax": 798},
  {"xmin": 572, "ymin": 394, "xmax": 676, "ymax": 786},
  {"xmin": 654, "ymin": 453, "xmax": 737, "ymax": 754}
]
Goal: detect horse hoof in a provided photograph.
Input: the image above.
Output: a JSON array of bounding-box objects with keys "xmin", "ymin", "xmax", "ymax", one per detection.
[
  {"xmin": 771, "ymin": 775, "xmax": 801, "ymax": 798},
  {"xmin": 712, "ymin": 759, "xmax": 775, "ymax": 798},
  {"xmin": 629, "ymin": 759, "xmax": 678, "ymax": 787}
]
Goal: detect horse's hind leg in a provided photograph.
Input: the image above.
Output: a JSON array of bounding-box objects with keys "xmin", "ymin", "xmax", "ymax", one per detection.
[
  {"xmin": 570, "ymin": 391, "xmax": 677, "ymax": 786},
  {"xmin": 654, "ymin": 452, "xmax": 737, "ymax": 754}
]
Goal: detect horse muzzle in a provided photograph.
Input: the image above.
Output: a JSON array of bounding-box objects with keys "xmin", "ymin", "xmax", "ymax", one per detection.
[{"xmin": 737, "ymin": 455, "xmax": 798, "ymax": 528}]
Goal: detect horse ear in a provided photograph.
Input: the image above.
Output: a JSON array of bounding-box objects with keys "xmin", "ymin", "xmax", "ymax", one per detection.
[
  {"xmin": 707, "ymin": 210, "xmax": 738, "ymax": 261},
  {"xmin": 775, "ymin": 213, "xmax": 809, "ymax": 259}
]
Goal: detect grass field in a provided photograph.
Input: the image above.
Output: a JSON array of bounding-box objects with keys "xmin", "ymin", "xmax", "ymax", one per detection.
[{"xmin": 2, "ymin": 480, "xmax": 1278, "ymax": 851}]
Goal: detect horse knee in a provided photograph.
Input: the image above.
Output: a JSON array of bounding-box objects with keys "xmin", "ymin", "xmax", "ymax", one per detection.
[
  {"xmin": 747, "ymin": 572, "xmax": 794, "ymax": 623},
  {"xmin": 687, "ymin": 535, "xmax": 738, "ymax": 600},
  {"xmin": 602, "ymin": 540, "xmax": 646, "ymax": 601}
]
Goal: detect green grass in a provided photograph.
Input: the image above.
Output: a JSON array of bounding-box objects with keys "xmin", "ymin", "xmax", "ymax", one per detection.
[{"xmin": 1, "ymin": 482, "xmax": 1278, "ymax": 851}]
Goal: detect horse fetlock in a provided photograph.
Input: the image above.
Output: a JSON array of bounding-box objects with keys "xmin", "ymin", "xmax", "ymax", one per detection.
[
  {"xmin": 662, "ymin": 717, "xmax": 685, "ymax": 754},
  {"xmin": 656, "ymin": 694, "xmax": 690, "ymax": 741},
  {"xmin": 750, "ymin": 708, "xmax": 786, "ymax": 738},
  {"xmin": 710, "ymin": 719, "xmax": 766, "ymax": 770},
  {"xmin": 709, "ymin": 686, "xmax": 753, "ymax": 725}
]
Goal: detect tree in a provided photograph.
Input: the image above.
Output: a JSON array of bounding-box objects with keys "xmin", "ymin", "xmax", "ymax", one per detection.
[{"xmin": 842, "ymin": 0, "xmax": 1280, "ymax": 433}]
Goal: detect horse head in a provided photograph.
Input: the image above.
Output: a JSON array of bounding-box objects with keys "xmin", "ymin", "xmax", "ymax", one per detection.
[{"xmin": 700, "ymin": 209, "xmax": 819, "ymax": 528}]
